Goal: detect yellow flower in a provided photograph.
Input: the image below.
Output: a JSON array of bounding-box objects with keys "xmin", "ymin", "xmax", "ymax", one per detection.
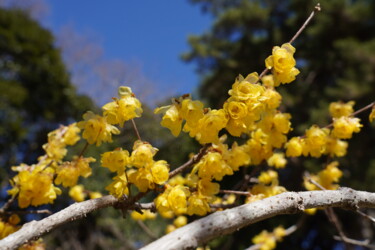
[
  {"xmin": 229, "ymin": 73, "xmax": 265, "ymax": 101},
  {"xmin": 267, "ymin": 153, "xmax": 287, "ymax": 169},
  {"xmin": 187, "ymin": 193, "xmax": 210, "ymax": 216},
  {"xmin": 89, "ymin": 192, "xmax": 102, "ymax": 199},
  {"xmin": 168, "ymin": 185, "xmax": 190, "ymax": 214},
  {"xmin": 77, "ymin": 111, "xmax": 120, "ymax": 146},
  {"xmin": 10, "ymin": 169, "xmax": 61, "ymax": 208},
  {"xmin": 69, "ymin": 185, "xmax": 86, "ymax": 202},
  {"xmin": 197, "ymin": 178, "xmax": 220, "ymax": 197},
  {"xmin": 224, "ymin": 142, "xmax": 251, "ymax": 171},
  {"xmin": 63, "ymin": 123, "xmax": 81, "ymax": 145},
  {"xmin": 261, "ymin": 75, "xmax": 275, "ymax": 87},
  {"xmin": 332, "ymin": 116, "xmax": 362, "ymax": 139},
  {"xmin": 329, "ymin": 101, "xmax": 355, "ymax": 118},
  {"xmin": 194, "ymin": 152, "xmax": 233, "ymax": 181},
  {"xmin": 106, "ymin": 173, "xmax": 129, "ymax": 198},
  {"xmin": 130, "ymin": 140, "xmax": 158, "ymax": 168},
  {"xmin": 131, "ymin": 210, "xmax": 157, "ymax": 221},
  {"xmin": 128, "ymin": 168, "xmax": 154, "ymax": 192},
  {"xmin": 304, "ymin": 126, "xmax": 329, "ymax": 157},
  {"xmin": 101, "ymin": 148, "xmax": 130, "ymax": 173},
  {"xmin": 258, "ymin": 170, "xmax": 278, "ymax": 185},
  {"xmin": 265, "ymin": 43, "xmax": 299, "ymax": 86},
  {"xmin": 193, "ymin": 109, "xmax": 229, "ymax": 144},
  {"xmin": 284, "ymin": 137, "xmax": 304, "ymax": 157},
  {"xmin": 304, "ymin": 161, "xmax": 342, "ymax": 191},
  {"xmin": 224, "ymin": 100, "xmax": 248, "ymax": 120},
  {"xmin": 369, "ymin": 106, "xmax": 375, "ymax": 122},
  {"xmin": 180, "ymin": 99, "xmax": 204, "ymax": 127},
  {"xmin": 325, "ymin": 137, "xmax": 348, "ymax": 157},
  {"xmin": 173, "ymin": 215, "xmax": 188, "ymax": 228},
  {"xmin": 150, "ymin": 160, "xmax": 169, "ymax": 184},
  {"xmin": 102, "ymin": 86, "xmax": 143, "ymax": 127}
]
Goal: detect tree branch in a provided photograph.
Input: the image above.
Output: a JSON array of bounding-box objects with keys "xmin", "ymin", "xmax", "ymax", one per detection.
[
  {"xmin": 0, "ymin": 195, "xmax": 118, "ymax": 250},
  {"xmin": 2, "ymin": 188, "xmax": 375, "ymax": 250},
  {"xmin": 141, "ymin": 188, "xmax": 375, "ymax": 250}
]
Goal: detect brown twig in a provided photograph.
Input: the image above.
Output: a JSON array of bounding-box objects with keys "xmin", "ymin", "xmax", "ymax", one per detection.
[
  {"xmin": 136, "ymin": 220, "xmax": 158, "ymax": 240},
  {"xmin": 219, "ymin": 190, "xmax": 252, "ymax": 196},
  {"xmin": 131, "ymin": 119, "xmax": 142, "ymax": 141},
  {"xmin": 257, "ymin": 3, "xmax": 321, "ymax": 82},
  {"xmin": 2, "ymin": 209, "xmax": 52, "ymax": 215},
  {"xmin": 0, "ymin": 195, "xmax": 17, "ymax": 214},
  {"xmin": 169, "ymin": 144, "xmax": 211, "ymax": 178},
  {"xmin": 305, "ymin": 174, "xmax": 373, "ymax": 248}
]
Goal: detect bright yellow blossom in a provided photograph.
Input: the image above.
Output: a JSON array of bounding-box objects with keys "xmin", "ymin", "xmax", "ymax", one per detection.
[
  {"xmin": 332, "ymin": 116, "xmax": 362, "ymax": 139},
  {"xmin": 78, "ymin": 111, "xmax": 120, "ymax": 146},
  {"xmin": 131, "ymin": 210, "xmax": 157, "ymax": 221},
  {"xmin": 329, "ymin": 101, "xmax": 354, "ymax": 118},
  {"xmin": 180, "ymin": 99, "xmax": 204, "ymax": 127},
  {"xmin": 190, "ymin": 109, "xmax": 228, "ymax": 144},
  {"xmin": 102, "ymin": 86, "xmax": 142, "ymax": 127},
  {"xmin": 101, "ymin": 148, "xmax": 130, "ymax": 173},
  {"xmin": 285, "ymin": 137, "xmax": 304, "ymax": 157},
  {"xmin": 131, "ymin": 140, "xmax": 158, "ymax": 168},
  {"xmin": 265, "ymin": 43, "xmax": 300, "ymax": 86},
  {"xmin": 173, "ymin": 215, "xmax": 188, "ymax": 228},
  {"xmin": 267, "ymin": 153, "xmax": 287, "ymax": 169},
  {"xmin": 369, "ymin": 106, "xmax": 375, "ymax": 122},
  {"xmin": 187, "ymin": 193, "xmax": 210, "ymax": 216},
  {"xmin": 304, "ymin": 126, "xmax": 329, "ymax": 157},
  {"xmin": 229, "ymin": 73, "xmax": 265, "ymax": 101},
  {"xmin": 150, "ymin": 160, "xmax": 169, "ymax": 184},
  {"xmin": 69, "ymin": 185, "xmax": 86, "ymax": 202},
  {"xmin": 106, "ymin": 173, "xmax": 129, "ymax": 198},
  {"xmin": 63, "ymin": 123, "xmax": 81, "ymax": 145},
  {"xmin": 8, "ymin": 169, "xmax": 61, "ymax": 208},
  {"xmin": 304, "ymin": 161, "xmax": 342, "ymax": 191},
  {"xmin": 155, "ymin": 104, "xmax": 183, "ymax": 137}
]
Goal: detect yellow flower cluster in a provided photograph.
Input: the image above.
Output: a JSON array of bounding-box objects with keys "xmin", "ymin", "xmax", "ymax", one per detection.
[
  {"xmin": 0, "ymin": 215, "xmax": 20, "ymax": 239},
  {"xmin": 265, "ymin": 43, "xmax": 300, "ymax": 86},
  {"xmin": 304, "ymin": 161, "xmax": 342, "ymax": 191},
  {"xmin": 103, "ymin": 141, "xmax": 169, "ymax": 195},
  {"xmin": 285, "ymin": 125, "xmax": 348, "ymax": 158},
  {"xmin": 8, "ymin": 166, "xmax": 61, "ymax": 208},
  {"xmin": 247, "ymin": 170, "xmax": 286, "ymax": 203},
  {"xmin": 79, "ymin": 86, "xmax": 142, "ymax": 146},
  {"xmin": 42, "ymin": 123, "xmax": 81, "ymax": 162},
  {"xmin": 55, "ymin": 156, "xmax": 95, "ymax": 187},
  {"xmin": 252, "ymin": 226, "xmax": 286, "ymax": 250}
]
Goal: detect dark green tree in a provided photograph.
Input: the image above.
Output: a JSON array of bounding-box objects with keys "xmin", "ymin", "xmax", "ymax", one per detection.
[
  {"xmin": 0, "ymin": 7, "xmax": 94, "ymax": 181},
  {"xmin": 184, "ymin": 0, "xmax": 375, "ymax": 248}
]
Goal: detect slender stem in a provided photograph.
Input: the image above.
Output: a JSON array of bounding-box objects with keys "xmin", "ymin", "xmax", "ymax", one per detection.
[
  {"xmin": 78, "ymin": 142, "xmax": 89, "ymax": 158},
  {"xmin": 289, "ymin": 3, "xmax": 321, "ymax": 44},
  {"xmin": 169, "ymin": 144, "xmax": 211, "ymax": 178},
  {"xmin": 131, "ymin": 119, "xmax": 142, "ymax": 141},
  {"xmin": 350, "ymin": 101, "xmax": 375, "ymax": 117},
  {"xmin": 219, "ymin": 190, "xmax": 252, "ymax": 196},
  {"xmin": 256, "ymin": 3, "xmax": 321, "ymax": 83},
  {"xmin": 0, "ymin": 195, "xmax": 17, "ymax": 214},
  {"xmin": 136, "ymin": 220, "xmax": 158, "ymax": 240}
]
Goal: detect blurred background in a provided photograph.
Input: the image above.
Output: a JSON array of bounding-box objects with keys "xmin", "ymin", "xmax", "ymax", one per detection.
[{"xmin": 1, "ymin": 0, "xmax": 375, "ymax": 249}]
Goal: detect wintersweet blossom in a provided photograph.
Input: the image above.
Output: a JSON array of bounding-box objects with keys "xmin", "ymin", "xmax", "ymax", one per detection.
[
  {"xmin": 265, "ymin": 43, "xmax": 300, "ymax": 86},
  {"xmin": 332, "ymin": 116, "xmax": 362, "ymax": 139},
  {"xmin": 78, "ymin": 111, "xmax": 120, "ymax": 146}
]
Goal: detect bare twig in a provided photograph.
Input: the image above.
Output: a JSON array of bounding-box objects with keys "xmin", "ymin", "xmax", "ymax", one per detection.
[
  {"xmin": 131, "ymin": 119, "xmax": 142, "ymax": 141},
  {"xmin": 136, "ymin": 220, "xmax": 158, "ymax": 240},
  {"xmin": 257, "ymin": 3, "xmax": 321, "ymax": 81},
  {"xmin": 219, "ymin": 190, "xmax": 252, "ymax": 196},
  {"xmin": 169, "ymin": 144, "xmax": 211, "ymax": 178},
  {"xmin": 0, "ymin": 195, "xmax": 16, "ymax": 214}
]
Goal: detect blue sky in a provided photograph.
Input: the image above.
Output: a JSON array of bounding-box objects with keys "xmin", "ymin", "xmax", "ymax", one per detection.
[{"xmin": 44, "ymin": 1, "xmax": 212, "ymax": 103}]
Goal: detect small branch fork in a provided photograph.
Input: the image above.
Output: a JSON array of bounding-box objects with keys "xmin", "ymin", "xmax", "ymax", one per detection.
[{"xmin": 306, "ymin": 175, "xmax": 375, "ymax": 248}]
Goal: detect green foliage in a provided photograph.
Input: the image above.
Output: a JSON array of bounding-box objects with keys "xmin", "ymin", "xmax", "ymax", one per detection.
[{"xmin": 0, "ymin": 7, "xmax": 94, "ymax": 174}]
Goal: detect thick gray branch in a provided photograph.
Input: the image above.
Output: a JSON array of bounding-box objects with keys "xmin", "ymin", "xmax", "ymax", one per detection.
[
  {"xmin": 0, "ymin": 195, "xmax": 118, "ymax": 250},
  {"xmin": 1, "ymin": 188, "xmax": 374, "ymax": 250},
  {"xmin": 141, "ymin": 188, "xmax": 375, "ymax": 250}
]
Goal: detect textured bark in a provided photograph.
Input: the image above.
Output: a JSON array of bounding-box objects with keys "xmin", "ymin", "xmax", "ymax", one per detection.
[
  {"xmin": 141, "ymin": 188, "xmax": 375, "ymax": 250},
  {"xmin": 0, "ymin": 195, "xmax": 118, "ymax": 250},
  {"xmin": 1, "ymin": 188, "xmax": 374, "ymax": 250}
]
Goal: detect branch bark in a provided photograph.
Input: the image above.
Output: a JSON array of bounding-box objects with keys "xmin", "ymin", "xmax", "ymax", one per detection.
[
  {"xmin": 1, "ymin": 188, "xmax": 375, "ymax": 250},
  {"xmin": 0, "ymin": 195, "xmax": 118, "ymax": 250},
  {"xmin": 141, "ymin": 188, "xmax": 375, "ymax": 250}
]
